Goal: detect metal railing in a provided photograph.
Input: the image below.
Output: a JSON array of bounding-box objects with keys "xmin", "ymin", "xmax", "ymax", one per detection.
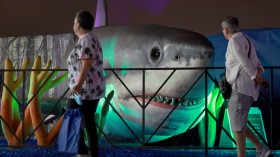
[{"xmin": 0, "ymin": 67, "xmax": 279, "ymax": 156}]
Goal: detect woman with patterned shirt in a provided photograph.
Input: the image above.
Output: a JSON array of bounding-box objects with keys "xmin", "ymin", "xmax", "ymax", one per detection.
[{"xmin": 67, "ymin": 10, "xmax": 105, "ymax": 157}]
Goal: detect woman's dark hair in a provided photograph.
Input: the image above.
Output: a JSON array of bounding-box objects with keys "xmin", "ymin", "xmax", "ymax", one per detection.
[{"xmin": 75, "ymin": 11, "xmax": 94, "ymax": 30}]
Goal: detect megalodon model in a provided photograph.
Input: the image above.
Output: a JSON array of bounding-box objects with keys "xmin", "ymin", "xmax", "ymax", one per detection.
[{"xmin": 92, "ymin": 0, "xmax": 217, "ymax": 144}]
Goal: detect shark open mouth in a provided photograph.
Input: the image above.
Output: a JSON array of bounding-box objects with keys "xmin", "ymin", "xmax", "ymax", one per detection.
[{"xmin": 136, "ymin": 95, "xmax": 206, "ymax": 109}]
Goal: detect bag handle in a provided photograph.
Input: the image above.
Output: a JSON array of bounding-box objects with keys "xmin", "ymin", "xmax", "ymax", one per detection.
[{"xmin": 220, "ymin": 72, "xmax": 226, "ymax": 81}]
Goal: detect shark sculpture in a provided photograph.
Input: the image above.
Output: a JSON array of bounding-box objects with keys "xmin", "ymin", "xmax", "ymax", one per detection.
[
  {"xmin": 91, "ymin": 0, "xmax": 220, "ymax": 145},
  {"xmin": 94, "ymin": 24, "xmax": 216, "ymax": 144}
]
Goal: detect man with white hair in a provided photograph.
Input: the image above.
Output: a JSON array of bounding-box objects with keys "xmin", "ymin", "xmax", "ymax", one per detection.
[{"xmin": 221, "ymin": 16, "xmax": 271, "ymax": 157}]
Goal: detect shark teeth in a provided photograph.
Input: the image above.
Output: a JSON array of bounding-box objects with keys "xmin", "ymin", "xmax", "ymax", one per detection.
[{"xmin": 144, "ymin": 96, "xmax": 205, "ymax": 106}]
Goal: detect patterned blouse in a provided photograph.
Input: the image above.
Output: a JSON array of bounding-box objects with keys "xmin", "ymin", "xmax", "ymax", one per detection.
[{"xmin": 67, "ymin": 32, "xmax": 105, "ymax": 100}]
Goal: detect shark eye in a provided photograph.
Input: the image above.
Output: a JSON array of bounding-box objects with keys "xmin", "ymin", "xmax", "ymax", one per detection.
[
  {"xmin": 175, "ymin": 54, "xmax": 181, "ymax": 60},
  {"xmin": 150, "ymin": 47, "xmax": 161, "ymax": 61}
]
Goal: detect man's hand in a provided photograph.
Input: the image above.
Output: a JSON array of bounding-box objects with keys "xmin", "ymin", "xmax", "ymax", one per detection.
[
  {"xmin": 254, "ymin": 77, "xmax": 269, "ymax": 89},
  {"xmin": 254, "ymin": 77, "xmax": 262, "ymax": 85},
  {"xmin": 261, "ymin": 80, "xmax": 269, "ymax": 89}
]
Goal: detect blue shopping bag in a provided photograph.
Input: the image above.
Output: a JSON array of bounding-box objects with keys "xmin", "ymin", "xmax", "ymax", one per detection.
[{"xmin": 57, "ymin": 108, "xmax": 82, "ymax": 154}]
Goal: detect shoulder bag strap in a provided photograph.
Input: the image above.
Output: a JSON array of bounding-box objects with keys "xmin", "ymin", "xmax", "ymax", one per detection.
[{"xmin": 243, "ymin": 33, "xmax": 251, "ymax": 58}]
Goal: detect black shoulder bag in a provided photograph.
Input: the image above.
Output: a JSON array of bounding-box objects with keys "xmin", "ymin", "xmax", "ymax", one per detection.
[{"xmin": 219, "ymin": 34, "xmax": 251, "ymax": 99}]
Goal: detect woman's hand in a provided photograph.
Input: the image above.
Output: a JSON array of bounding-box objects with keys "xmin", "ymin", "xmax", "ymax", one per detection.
[{"xmin": 71, "ymin": 83, "xmax": 83, "ymax": 95}]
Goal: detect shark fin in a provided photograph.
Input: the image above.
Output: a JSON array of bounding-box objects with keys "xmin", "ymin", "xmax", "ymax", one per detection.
[{"xmin": 94, "ymin": 0, "xmax": 107, "ymax": 28}]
